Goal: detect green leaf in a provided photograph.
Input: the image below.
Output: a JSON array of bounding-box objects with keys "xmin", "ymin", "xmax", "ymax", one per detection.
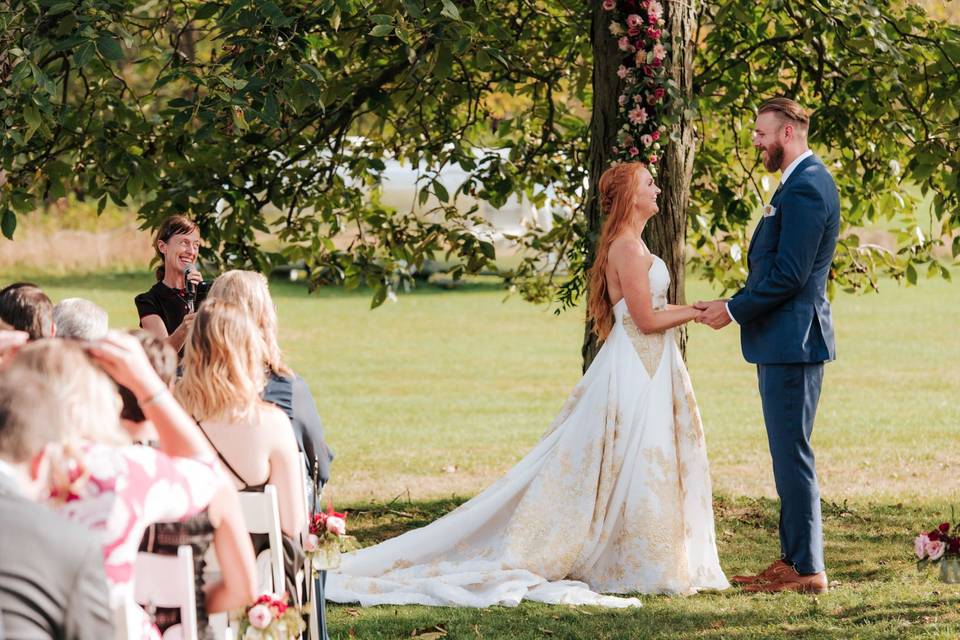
[
  {"xmin": 96, "ymin": 34, "xmax": 123, "ymax": 60},
  {"xmin": 1, "ymin": 209, "xmax": 16, "ymax": 240},
  {"xmin": 440, "ymin": 0, "xmax": 460, "ymax": 21},
  {"xmin": 194, "ymin": 3, "xmax": 220, "ymax": 19},
  {"xmin": 369, "ymin": 24, "xmax": 393, "ymax": 37},
  {"xmin": 433, "ymin": 180, "xmax": 449, "ymax": 202},
  {"xmin": 47, "ymin": 2, "xmax": 74, "ymax": 15},
  {"xmin": 953, "ymin": 236, "xmax": 960, "ymax": 259},
  {"xmin": 906, "ymin": 262, "xmax": 918, "ymax": 285},
  {"xmin": 370, "ymin": 284, "xmax": 388, "ymax": 309}
]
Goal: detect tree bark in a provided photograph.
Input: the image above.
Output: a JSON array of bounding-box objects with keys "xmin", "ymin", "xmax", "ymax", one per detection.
[
  {"xmin": 581, "ymin": 0, "xmax": 623, "ymax": 372},
  {"xmin": 646, "ymin": 0, "xmax": 699, "ymax": 357},
  {"xmin": 581, "ymin": 0, "xmax": 700, "ymax": 371}
]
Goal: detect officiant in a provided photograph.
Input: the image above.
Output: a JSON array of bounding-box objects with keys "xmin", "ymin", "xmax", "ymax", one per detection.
[{"xmin": 135, "ymin": 215, "xmax": 205, "ymax": 353}]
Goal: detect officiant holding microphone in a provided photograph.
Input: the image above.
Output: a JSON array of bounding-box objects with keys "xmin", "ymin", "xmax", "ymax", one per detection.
[{"xmin": 135, "ymin": 215, "xmax": 206, "ymax": 353}]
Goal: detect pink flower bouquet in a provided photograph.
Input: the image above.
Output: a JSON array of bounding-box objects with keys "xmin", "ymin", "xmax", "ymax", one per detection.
[
  {"xmin": 914, "ymin": 519, "xmax": 960, "ymax": 582},
  {"xmin": 305, "ymin": 503, "xmax": 358, "ymax": 571},
  {"xmin": 234, "ymin": 592, "xmax": 304, "ymax": 640}
]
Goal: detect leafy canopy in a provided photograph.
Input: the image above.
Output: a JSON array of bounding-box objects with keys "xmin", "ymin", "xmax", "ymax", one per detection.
[{"xmin": 0, "ymin": 0, "xmax": 957, "ymax": 305}]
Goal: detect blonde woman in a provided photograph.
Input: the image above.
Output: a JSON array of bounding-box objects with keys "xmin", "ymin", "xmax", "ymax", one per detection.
[
  {"xmin": 12, "ymin": 336, "xmax": 236, "ymax": 639},
  {"xmin": 327, "ymin": 162, "xmax": 728, "ymax": 608},
  {"xmin": 176, "ymin": 298, "xmax": 307, "ymax": 600},
  {"xmin": 207, "ymin": 270, "xmax": 332, "ymax": 489}
]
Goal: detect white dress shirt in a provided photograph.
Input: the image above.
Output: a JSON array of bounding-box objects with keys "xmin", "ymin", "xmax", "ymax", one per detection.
[{"xmin": 724, "ymin": 149, "xmax": 814, "ymax": 323}]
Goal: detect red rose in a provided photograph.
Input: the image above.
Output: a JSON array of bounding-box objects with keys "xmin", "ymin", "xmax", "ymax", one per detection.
[
  {"xmin": 651, "ymin": 131, "xmax": 660, "ymax": 141},
  {"xmin": 939, "ymin": 523, "xmax": 951, "ymax": 534},
  {"xmin": 255, "ymin": 594, "xmax": 272, "ymax": 605},
  {"xmin": 929, "ymin": 530, "xmax": 941, "ymax": 541},
  {"xmin": 654, "ymin": 87, "xmax": 666, "ymax": 99},
  {"xmin": 651, "ymin": 58, "xmax": 662, "ymax": 68},
  {"xmin": 949, "ymin": 538, "xmax": 960, "ymax": 554},
  {"xmin": 642, "ymin": 65, "xmax": 654, "ymax": 77}
]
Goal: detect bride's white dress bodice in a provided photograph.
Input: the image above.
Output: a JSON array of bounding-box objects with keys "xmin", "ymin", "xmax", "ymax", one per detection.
[{"xmin": 328, "ymin": 254, "xmax": 728, "ymax": 608}]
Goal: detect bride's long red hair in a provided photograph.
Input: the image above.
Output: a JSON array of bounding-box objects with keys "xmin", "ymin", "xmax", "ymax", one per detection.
[{"xmin": 587, "ymin": 162, "xmax": 645, "ymax": 340}]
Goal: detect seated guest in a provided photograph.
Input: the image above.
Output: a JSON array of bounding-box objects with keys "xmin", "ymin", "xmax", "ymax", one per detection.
[
  {"xmin": 122, "ymin": 332, "xmax": 257, "ymax": 639},
  {"xmin": 52, "ymin": 297, "xmax": 109, "ymax": 340},
  {"xmin": 135, "ymin": 215, "xmax": 204, "ymax": 353},
  {"xmin": 208, "ymin": 270, "xmax": 333, "ymax": 489},
  {"xmin": 208, "ymin": 270, "xmax": 333, "ymax": 639},
  {"xmin": 175, "ymin": 299, "xmax": 307, "ymax": 595},
  {"xmin": 12, "ymin": 337, "xmax": 228, "ymax": 639},
  {"xmin": 0, "ymin": 283, "xmax": 55, "ymax": 339},
  {"xmin": 0, "ymin": 368, "xmax": 114, "ymax": 640},
  {"xmin": 0, "ymin": 322, "xmax": 28, "ymax": 367}
]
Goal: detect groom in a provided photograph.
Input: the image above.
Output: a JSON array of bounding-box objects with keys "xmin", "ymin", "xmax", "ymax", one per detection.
[{"xmin": 696, "ymin": 97, "xmax": 839, "ymax": 594}]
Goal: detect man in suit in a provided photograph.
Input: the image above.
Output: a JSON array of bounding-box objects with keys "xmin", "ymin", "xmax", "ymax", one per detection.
[
  {"xmin": 696, "ymin": 97, "xmax": 840, "ymax": 594},
  {"xmin": 0, "ymin": 366, "xmax": 115, "ymax": 639}
]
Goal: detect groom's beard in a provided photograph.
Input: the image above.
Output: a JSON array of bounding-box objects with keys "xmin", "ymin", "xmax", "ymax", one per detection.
[{"xmin": 761, "ymin": 142, "xmax": 785, "ymax": 172}]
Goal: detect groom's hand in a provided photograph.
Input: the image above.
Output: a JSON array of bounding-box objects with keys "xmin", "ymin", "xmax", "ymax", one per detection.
[{"xmin": 695, "ymin": 300, "xmax": 732, "ymax": 330}]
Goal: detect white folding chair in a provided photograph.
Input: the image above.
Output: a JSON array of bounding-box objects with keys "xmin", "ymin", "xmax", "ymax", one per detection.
[
  {"xmin": 133, "ymin": 545, "xmax": 199, "ymax": 640},
  {"xmin": 237, "ymin": 484, "xmax": 285, "ymax": 595}
]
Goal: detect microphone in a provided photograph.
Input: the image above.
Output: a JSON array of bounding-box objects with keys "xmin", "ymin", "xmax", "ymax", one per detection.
[{"xmin": 184, "ymin": 266, "xmax": 196, "ymax": 312}]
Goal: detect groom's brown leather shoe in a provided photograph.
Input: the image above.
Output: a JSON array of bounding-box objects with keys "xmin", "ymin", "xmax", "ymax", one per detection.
[
  {"xmin": 730, "ymin": 559, "xmax": 792, "ymax": 586},
  {"xmin": 742, "ymin": 566, "xmax": 828, "ymax": 594}
]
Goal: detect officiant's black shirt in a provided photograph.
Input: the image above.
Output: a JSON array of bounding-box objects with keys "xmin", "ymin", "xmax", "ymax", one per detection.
[{"xmin": 135, "ymin": 281, "xmax": 190, "ymax": 336}]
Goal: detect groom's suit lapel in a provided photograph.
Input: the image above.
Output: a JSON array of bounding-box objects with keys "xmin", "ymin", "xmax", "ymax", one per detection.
[{"xmin": 747, "ymin": 154, "xmax": 819, "ymax": 262}]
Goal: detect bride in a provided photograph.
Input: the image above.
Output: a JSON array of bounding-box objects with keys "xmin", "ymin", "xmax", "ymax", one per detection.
[{"xmin": 327, "ymin": 162, "xmax": 729, "ymax": 608}]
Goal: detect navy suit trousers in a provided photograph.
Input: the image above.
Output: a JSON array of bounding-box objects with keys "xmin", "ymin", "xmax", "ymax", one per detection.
[{"xmin": 757, "ymin": 363, "xmax": 825, "ymax": 575}]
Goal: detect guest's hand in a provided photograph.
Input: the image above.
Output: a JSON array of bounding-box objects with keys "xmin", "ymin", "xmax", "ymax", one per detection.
[
  {"xmin": 0, "ymin": 329, "xmax": 29, "ymax": 367},
  {"xmin": 85, "ymin": 331, "xmax": 166, "ymax": 401},
  {"xmin": 694, "ymin": 299, "xmax": 732, "ymax": 330}
]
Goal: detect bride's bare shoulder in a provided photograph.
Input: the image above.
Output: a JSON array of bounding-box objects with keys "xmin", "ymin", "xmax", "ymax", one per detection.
[{"xmin": 608, "ymin": 236, "xmax": 652, "ymax": 266}]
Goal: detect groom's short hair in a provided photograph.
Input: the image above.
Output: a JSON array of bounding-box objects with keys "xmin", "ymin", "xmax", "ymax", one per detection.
[{"xmin": 758, "ymin": 98, "xmax": 809, "ymax": 135}]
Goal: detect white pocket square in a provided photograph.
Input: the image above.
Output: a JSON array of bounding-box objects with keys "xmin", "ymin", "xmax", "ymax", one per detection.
[{"xmin": 762, "ymin": 204, "xmax": 777, "ymax": 218}]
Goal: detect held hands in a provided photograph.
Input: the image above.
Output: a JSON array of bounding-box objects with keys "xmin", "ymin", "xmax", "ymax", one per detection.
[{"xmin": 693, "ymin": 299, "xmax": 732, "ymax": 330}]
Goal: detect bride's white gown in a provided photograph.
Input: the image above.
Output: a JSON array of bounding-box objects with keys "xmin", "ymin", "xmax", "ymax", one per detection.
[{"xmin": 328, "ymin": 256, "xmax": 729, "ymax": 608}]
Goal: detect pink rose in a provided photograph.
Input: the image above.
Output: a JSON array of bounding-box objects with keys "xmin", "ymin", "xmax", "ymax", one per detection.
[
  {"xmin": 617, "ymin": 37, "xmax": 633, "ymax": 52},
  {"xmin": 611, "ymin": 146, "xmax": 619, "ymax": 155},
  {"xmin": 248, "ymin": 604, "xmax": 273, "ymax": 630},
  {"xmin": 326, "ymin": 516, "xmax": 347, "ymax": 536},
  {"xmin": 617, "ymin": 65, "xmax": 629, "ymax": 79},
  {"xmin": 648, "ymin": 154, "xmax": 659, "ymax": 164},
  {"xmin": 628, "ymin": 106, "xmax": 648, "ymax": 125},
  {"xmin": 627, "ymin": 25, "xmax": 641, "ymax": 37},
  {"xmin": 618, "ymin": 95, "xmax": 628, "ymax": 106},
  {"xmin": 641, "ymin": 134, "xmax": 653, "ymax": 146},
  {"xmin": 629, "ymin": 146, "xmax": 640, "ymax": 157},
  {"xmin": 927, "ymin": 539, "xmax": 946, "ymax": 561},
  {"xmin": 626, "ymin": 14, "xmax": 643, "ymax": 28},
  {"xmin": 915, "ymin": 534, "xmax": 930, "ymax": 559},
  {"xmin": 602, "ymin": 0, "xmax": 615, "ymax": 9},
  {"xmin": 652, "ymin": 43, "xmax": 667, "ymax": 61},
  {"xmin": 647, "ymin": 27, "xmax": 662, "ymax": 39},
  {"xmin": 303, "ymin": 533, "xmax": 319, "ymax": 552},
  {"xmin": 651, "ymin": 130, "xmax": 661, "ymax": 141}
]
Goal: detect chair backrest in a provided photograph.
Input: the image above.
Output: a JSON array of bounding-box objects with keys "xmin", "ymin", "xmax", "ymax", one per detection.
[
  {"xmin": 133, "ymin": 545, "xmax": 199, "ymax": 640},
  {"xmin": 237, "ymin": 485, "xmax": 285, "ymax": 594}
]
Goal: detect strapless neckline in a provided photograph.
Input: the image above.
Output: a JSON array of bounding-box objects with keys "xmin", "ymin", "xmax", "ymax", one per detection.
[{"xmin": 612, "ymin": 254, "xmax": 665, "ymax": 310}]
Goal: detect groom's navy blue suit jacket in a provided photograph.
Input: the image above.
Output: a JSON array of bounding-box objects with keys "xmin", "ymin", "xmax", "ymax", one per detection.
[{"xmin": 727, "ymin": 154, "xmax": 840, "ymax": 364}]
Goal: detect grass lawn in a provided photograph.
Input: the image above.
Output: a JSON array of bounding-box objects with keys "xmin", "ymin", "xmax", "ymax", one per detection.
[{"xmin": 14, "ymin": 269, "xmax": 960, "ymax": 638}]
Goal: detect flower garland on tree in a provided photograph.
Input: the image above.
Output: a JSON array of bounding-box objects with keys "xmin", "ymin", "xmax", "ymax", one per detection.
[{"xmin": 603, "ymin": 0, "xmax": 671, "ymax": 174}]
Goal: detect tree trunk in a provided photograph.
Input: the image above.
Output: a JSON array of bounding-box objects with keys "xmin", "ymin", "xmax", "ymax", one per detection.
[
  {"xmin": 581, "ymin": 0, "xmax": 623, "ymax": 372},
  {"xmin": 646, "ymin": 0, "xmax": 699, "ymax": 357},
  {"xmin": 581, "ymin": 0, "xmax": 700, "ymax": 371}
]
